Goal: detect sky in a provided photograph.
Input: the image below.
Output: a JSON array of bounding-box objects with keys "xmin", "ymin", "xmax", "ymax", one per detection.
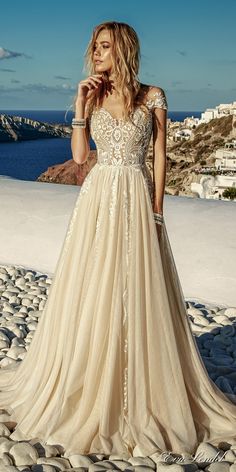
[{"xmin": 0, "ymin": 0, "xmax": 235, "ymax": 111}]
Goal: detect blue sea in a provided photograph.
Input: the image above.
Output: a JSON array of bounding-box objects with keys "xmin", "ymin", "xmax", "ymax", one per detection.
[{"xmin": 0, "ymin": 109, "xmax": 202, "ymax": 182}]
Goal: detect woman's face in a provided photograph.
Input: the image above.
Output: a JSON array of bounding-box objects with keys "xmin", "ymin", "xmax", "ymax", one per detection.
[{"xmin": 93, "ymin": 29, "xmax": 113, "ymax": 74}]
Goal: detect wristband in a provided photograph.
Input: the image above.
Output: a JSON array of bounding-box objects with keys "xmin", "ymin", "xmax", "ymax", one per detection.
[{"xmin": 153, "ymin": 212, "xmax": 164, "ymax": 225}]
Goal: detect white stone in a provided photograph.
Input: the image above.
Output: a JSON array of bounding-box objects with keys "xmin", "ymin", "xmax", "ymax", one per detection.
[
  {"xmin": 0, "ymin": 465, "xmax": 19, "ymax": 471},
  {"xmin": 0, "ymin": 437, "xmax": 16, "ymax": 454},
  {"xmin": 64, "ymin": 454, "xmax": 94, "ymax": 467},
  {"xmin": 0, "ymin": 453, "xmax": 14, "ymax": 465},
  {"xmin": 0, "ymin": 274, "xmax": 9, "ymax": 282},
  {"xmin": 9, "ymin": 442, "xmax": 39, "ymax": 466},
  {"xmin": 155, "ymin": 465, "xmax": 191, "ymax": 471},
  {"xmin": 127, "ymin": 457, "xmax": 156, "ymax": 468},
  {"xmin": 31, "ymin": 465, "xmax": 57, "ymax": 471},
  {"xmin": 21, "ymin": 298, "xmax": 31, "ymax": 307},
  {"xmin": 194, "ymin": 442, "xmax": 225, "ymax": 462},
  {"xmin": 0, "ymin": 332, "xmax": 10, "ymax": 342},
  {"xmin": 11, "ymin": 337, "xmax": 25, "ymax": 347},
  {"xmin": 6, "ymin": 346, "xmax": 26, "ymax": 360},
  {"xmin": 204, "ymin": 461, "xmax": 230, "ymax": 471},
  {"xmin": 0, "ymin": 423, "xmax": 11, "ymax": 437},
  {"xmin": 36, "ymin": 456, "xmax": 71, "ymax": 470},
  {"xmin": 27, "ymin": 321, "xmax": 38, "ymax": 331},
  {"xmin": 0, "ymin": 357, "xmax": 18, "ymax": 368},
  {"xmin": 0, "ymin": 340, "xmax": 10, "ymax": 349},
  {"xmin": 223, "ymin": 449, "xmax": 236, "ymax": 462},
  {"xmin": 224, "ymin": 308, "xmax": 236, "ymax": 317}
]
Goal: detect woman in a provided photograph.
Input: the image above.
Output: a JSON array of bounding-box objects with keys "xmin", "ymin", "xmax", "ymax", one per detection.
[{"xmin": 0, "ymin": 20, "xmax": 236, "ymax": 459}]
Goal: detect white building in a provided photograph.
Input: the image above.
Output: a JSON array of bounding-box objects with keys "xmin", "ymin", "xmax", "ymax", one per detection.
[
  {"xmin": 183, "ymin": 116, "xmax": 201, "ymax": 129},
  {"xmin": 225, "ymin": 139, "xmax": 236, "ymax": 149},
  {"xmin": 191, "ymin": 175, "xmax": 236, "ymax": 200},
  {"xmin": 215, "ymin": 146, "xmax": 236, "ymax": 171},
  {"xmin": 174, "ymin": 129, "xmax": 192, "ymax": 141},
  {"xmin": 200, "ymin": 101, "xmax": 236, "ymax": 124}
]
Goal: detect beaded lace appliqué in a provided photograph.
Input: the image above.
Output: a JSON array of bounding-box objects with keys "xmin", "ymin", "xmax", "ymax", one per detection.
[{"xmin": 145, "ymin": 90, "xmax": 168, "ymax": 111}]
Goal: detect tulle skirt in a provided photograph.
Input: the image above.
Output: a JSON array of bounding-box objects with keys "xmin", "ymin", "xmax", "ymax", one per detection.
[{"xmin": 0, "ymin": 162, "xmax": 236, "ymax": 458}]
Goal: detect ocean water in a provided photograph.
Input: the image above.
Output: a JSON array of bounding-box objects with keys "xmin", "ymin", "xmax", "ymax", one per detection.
[{"xmin": 0, "ymin": 109, "xmax": 202, "ymax": 182}]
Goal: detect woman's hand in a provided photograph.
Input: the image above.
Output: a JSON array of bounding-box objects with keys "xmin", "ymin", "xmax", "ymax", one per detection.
[
  {"xmin": 155, "ymin": 222, "xmax": 162, "ymax": 242},
  {"xmin": 76, "ymin": 74, "xmax": 104, "ymax": 103}
]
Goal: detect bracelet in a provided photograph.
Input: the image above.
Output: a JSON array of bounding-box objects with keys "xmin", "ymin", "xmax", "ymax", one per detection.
[
  {"xmin": 72, "ymin": 118, "xmax": 86, "ymax": 123},
  {"xmin": 72, "ymin": 118, "xmax": 86, "ymax": 129},
  {"xmin": 72, "ymin": 123, "xmax": 86, "ymax": 128},
  {"xmin": 153, "ymin": 212, "xmax": 164, "ymax": 225}
]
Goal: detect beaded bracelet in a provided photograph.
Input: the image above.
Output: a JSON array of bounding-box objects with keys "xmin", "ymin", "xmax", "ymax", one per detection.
[
  {"xmin": 153, "ymin": 212, "xmax": 164, "ymax": 225},
  {"xmin": 72, "ymin": 118, "xmax": 86, "ymax": 129}
]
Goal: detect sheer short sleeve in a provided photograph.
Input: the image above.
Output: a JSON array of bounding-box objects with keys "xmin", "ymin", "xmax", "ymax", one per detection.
[{"xmin": 145, "ymin": 87, "xmax": 168, "ymax": 111}]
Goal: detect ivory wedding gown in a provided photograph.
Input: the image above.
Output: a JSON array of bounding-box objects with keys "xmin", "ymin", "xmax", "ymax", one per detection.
[{"xmin": 0, "ymin": 88, "xmax": 236, "ymax": 458}]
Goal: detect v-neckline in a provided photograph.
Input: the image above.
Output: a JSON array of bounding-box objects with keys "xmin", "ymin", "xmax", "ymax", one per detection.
[
  {"xmin": 98, "ymin": 106, "xmax": 144, "ymax": 124},
  {"xmin": 96, "ymin": 85, "xmax": 152, "ymax": 123}
]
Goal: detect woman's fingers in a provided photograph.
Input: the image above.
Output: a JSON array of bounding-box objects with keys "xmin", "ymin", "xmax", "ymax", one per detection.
[{"xmin": 82, "ymin": 76, "xmax": 103, "ymax": 90}]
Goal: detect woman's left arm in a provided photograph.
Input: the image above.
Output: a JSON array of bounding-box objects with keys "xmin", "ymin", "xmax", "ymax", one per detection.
[{"xmin": 151, "ymin": 88, "xmax": 168, "ymax": 216}]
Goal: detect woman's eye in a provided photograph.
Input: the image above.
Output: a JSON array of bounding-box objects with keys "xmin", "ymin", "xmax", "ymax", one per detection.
[{"xmin": 93, "ymin": 45, "xmax": 109, "ymax": 50}]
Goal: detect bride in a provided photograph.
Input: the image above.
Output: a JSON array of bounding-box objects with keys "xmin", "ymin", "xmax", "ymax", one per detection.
[{"xmin": 0, "ymin": 20, "xmax": 236, "ymax": 459}]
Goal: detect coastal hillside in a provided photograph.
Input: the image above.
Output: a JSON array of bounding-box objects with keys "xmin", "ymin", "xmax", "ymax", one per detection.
[
  {"xmin": 0, "ymin": 114, "xmax": 70, "ymax": 142},
  {"xmin": 163, "ymin": 114, "xmax": 235, "ymax": 196}
]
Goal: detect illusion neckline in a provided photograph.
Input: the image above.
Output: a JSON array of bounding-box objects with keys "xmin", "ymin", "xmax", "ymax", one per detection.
[{"xmin": 97, "ymin": 106, "xmax": 147, "ymax": 123}]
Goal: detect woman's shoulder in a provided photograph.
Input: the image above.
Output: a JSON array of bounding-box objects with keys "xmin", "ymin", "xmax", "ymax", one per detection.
[
  {"xmin": 140, "ymin": 83, "xmax": 166, "ymax": 98},
  {"xmin": 140, "ymin": 83, "xmax": 168, "ymax": 110}
]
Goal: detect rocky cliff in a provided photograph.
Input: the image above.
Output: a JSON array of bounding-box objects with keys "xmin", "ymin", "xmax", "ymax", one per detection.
[{"xmin": 0, "ymin": 114, "xmax": 70, "ymax": 142}]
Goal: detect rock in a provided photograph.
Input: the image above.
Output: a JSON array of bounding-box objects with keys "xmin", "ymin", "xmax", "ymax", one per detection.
[
  {"xmin": 36, "ymin": 457, "xmax": 71, "ymax": 470},
  {"xmin": 229, "ymin": 464, "xmax": 236, "ymax": 471},
  {"xmin": 62, "ymin": 469, "xmax": 89, "ymax": 472},
  {"xmin": 37, "ymin": 151, "xmax": 97, "ymax": 186},
  {"xmin": 204, "ymin": 461, "xmax": 230, "ymax": 471},
  {"xmin": 64, "ymin": 454, "xmax": 94, "ymax": 467},
  {"xmin": 0, "ymin": 423, "xmax": 11, "ymax": 437},
  {"xmin": 0, "ymin": 437, "xmax": 16, "ymax": 453},
  {"xmin": 0, "ymin": 332, "xmax": 10, "ymax": 342},
  {"xmin": 0, "ymin": 453, "xmax": 14, "ymax": 465},
  {"xmin": 223, "ymin": 449, "xmax": 236, "ymax": 462},
  {"xmin": 0, "ymin": 340, "xmax": 10, "ymax": 349},
  {"xmin": 194, "ymin": 442, "xmax": 225, "ymax": 462},
  {"xmin": 27, "ymin": 321, "xmax": 38, "ymax": 331},
  {"xmin": 21, "ymin": 298, "xmax": 32, "ymax": 307},
  {"xmin": 224, "ymin": 308, "xmax": 236, "ymax": 317},
  {"xmin": 0, "ymin": 465, "xmax": 19, "ymax": 471},
  {"xmin": 0, "ymin": 357, "xmax": 18, "ymax": 368},
  {"xmin": 128, "ymin": 457, "xmax": 156, "ymax": 468},
  {"xmin": 0, "ymin": 273, "xmax": 9, "ymax": 283},
  {"xmin": 88, "ymin": 464, "xmax": 112, "ymax": 472},
  {"xmin": 31, "ymin": 465, "xmax": 58, "ymax": 471},
  {"xmin": 156, "ymin": 462, "xmax": 198, "ymax": 471},
  {"xmin": 9, "ymin": 442, "xmax": 39, "ymax": 466},
  {"xmin": 6, "ymin": 346, "xmax": 26, "ymax": 360}
]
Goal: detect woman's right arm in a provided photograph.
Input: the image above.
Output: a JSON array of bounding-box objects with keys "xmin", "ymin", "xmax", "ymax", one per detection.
[
  {"xmin": 71, "ymin": 74, "xmax": 103, "ymax": 165},
  {"xmin": 71, "ymin": 98, "xmax": 90, "ymax": 165}
]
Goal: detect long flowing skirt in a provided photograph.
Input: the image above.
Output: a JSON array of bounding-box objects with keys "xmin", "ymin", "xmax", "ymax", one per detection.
[{"xmin": 0, "ymin": 162, "xmax": 236, "ymax": 458}]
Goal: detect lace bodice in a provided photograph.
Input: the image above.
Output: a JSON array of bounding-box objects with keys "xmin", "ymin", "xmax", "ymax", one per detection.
[{"xmin": 89, "ymin": 88, "xmax": 168, "ymax": 169}]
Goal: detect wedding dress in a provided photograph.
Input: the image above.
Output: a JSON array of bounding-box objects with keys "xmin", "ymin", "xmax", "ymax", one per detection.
[{"xmin": 0, "ymin": 88, "xmax": 236, "ymax": 459}]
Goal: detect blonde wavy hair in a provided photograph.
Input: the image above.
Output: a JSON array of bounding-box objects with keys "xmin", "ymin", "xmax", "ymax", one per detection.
[{"xmin": 67, "ymin": 21, "xmax": 149, "ymax": 124}]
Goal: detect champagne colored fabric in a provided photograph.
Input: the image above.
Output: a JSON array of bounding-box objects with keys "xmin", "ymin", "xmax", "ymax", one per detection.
[{"xmin": 0, "ymin": 90, "xmax": 236, "ymax": 458}]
